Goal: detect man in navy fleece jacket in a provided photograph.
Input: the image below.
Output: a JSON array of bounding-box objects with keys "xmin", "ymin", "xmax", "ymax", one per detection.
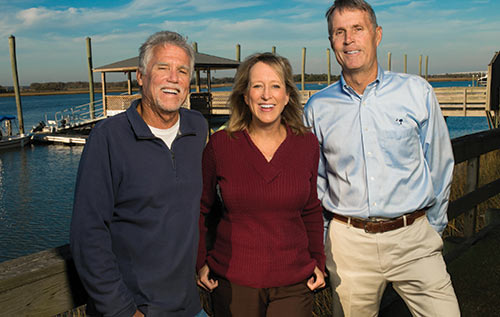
[{"xmin": 70, "ymin": 31, "xmax": 208, "ymax": 317}]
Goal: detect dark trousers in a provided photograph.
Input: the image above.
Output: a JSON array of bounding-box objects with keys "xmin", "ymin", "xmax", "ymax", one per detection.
[{"xmin": 210, "ymin": 276, "xmax": 313, "ymax": 317}]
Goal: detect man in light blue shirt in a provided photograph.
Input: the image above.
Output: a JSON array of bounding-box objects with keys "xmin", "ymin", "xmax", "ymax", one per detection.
[{"xmin": 304, "ymin": 0, "xmax": 460, "ymax": 316}]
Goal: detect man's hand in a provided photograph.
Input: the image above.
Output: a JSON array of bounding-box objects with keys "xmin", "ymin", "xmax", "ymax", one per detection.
[
  {"xmin": 197, "ymin": 264, "xmax": 219, "ymax": 292},
  {"xmin": 307, "ymin": 266, "xmax": 326, "ymax": 291}
]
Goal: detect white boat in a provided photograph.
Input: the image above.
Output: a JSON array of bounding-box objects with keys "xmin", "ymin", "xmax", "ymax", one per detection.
[
  {"xmin": 0, "ymin": 115, "xmax": 32, "ymax": 150},
  {"xmin": 478, "ymin": 74, "xmax": 488, "ymax": 86}
]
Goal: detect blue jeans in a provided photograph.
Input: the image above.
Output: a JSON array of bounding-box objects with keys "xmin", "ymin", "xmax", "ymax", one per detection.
[{"xmin": 194, "ymin": 309, "xmax": 208, "ymax": 317}]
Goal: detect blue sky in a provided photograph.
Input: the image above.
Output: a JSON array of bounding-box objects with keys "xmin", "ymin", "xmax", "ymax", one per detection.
[{"xmin": 0, "ymin": 0, "xmax": 499, "ymax": 86}]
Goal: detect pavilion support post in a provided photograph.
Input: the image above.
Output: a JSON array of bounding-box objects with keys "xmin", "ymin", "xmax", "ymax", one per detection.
[
  {"xmin": 207, "ymin": 69, "xmax": 212, "ymax": 93},
  {"xmin": 86, "ymin": 37, "xmax": 95, "ymax": 120},
  {"xmin": 8, "ymin": 35, "xmax": 24, "ymax": 134},
  {"xmin": 236, "ymin": 44, "xmax": 241, "ymax": 62},
  {"xmin": 272, "ymin": 46, "xmax": 276, "ymax": 54},
  {"xmin": 101, "ymin": 72, "xmax": 107, "ymax": 117},
  {"xmin": 301, "ymin": 47, "xmax": 306, "ymax": 91},
  {"xmin": 404, "ymin": 54, "xmax": 407, "ymax": 73},
  {"xmin": 127, "ymin": 72, "xmax": 132, "ymax": 95}
]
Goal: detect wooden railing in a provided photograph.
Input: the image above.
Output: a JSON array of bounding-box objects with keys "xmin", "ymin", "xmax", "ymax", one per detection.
[
  {"xmin": 435, "ymin": 87, "xmax": 488, "ymax": 117},
  {"xmin": 184, "ymin": 87, "xmax": 489, "ymax": 118},
  {"xmin": 1, "ymin": 128, "xmax": 499, "ymax": 316}
]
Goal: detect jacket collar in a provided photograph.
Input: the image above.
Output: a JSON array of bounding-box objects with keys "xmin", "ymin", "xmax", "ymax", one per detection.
[{"xmin": 126, "ymin": 99, "xmax": 198, "ymax": 140}]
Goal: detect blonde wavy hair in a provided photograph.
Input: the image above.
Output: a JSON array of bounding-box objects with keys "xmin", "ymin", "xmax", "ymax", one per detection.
[{"xmin": 225, "ymin": 52, "xmax": 308, "ymax": 136}]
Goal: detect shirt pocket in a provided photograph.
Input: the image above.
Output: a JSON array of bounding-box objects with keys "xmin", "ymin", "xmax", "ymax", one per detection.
[{"xmin": 377, "ymin": 127, "xmax": 420, "ymax": 168}]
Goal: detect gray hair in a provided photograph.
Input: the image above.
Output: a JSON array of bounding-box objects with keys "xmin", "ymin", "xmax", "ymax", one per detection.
[
  {"xmin": 325, "ymin": 0, "xmax": 378, "ymax": 38},
  {"xmin": 138, "ymin": 31, "xmax": 195, "ymax": 76}
]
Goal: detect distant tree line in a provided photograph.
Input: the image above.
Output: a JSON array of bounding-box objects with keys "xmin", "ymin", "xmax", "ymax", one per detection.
[
  {"xmin": 25, "ymin": 81, "xmax": 140, "ymax": 92},
  {"xmin": 0, "ymin": 72, "xmax": 480, "ymax": 94}
]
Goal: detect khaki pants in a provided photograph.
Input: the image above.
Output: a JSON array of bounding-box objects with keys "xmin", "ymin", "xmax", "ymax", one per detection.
[{"xmin": 325, "ymin": 216, "xmax": 460, "ymax": 317}]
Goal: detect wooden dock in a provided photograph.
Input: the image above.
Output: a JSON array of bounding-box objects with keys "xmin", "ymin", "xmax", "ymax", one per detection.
[{"xmin": 33, "ymin": 134, "xmax": 87, "ymax": 145}]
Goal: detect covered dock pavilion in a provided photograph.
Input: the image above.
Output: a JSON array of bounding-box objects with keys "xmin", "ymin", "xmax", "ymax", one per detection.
[{"xmin": 93, "ymin": 51, "xmax": 240, "ymax": 116}]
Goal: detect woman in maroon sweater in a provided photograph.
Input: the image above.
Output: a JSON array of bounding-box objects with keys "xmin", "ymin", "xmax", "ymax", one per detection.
[{"xmin": 197, "ymin": 53, "xmax": 325, "ymax": 316}]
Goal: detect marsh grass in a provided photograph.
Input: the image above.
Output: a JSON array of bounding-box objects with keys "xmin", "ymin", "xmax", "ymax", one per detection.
[{"xmin": 445, "ymin": 149, "xmax": 500, "ymax": 237}]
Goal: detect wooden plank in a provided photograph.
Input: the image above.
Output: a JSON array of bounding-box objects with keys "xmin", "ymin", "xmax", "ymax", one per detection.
[
  {"xmin": 448, "ymin": 178, "xmax": 500, "ymax": 220},
  {"xmin": 0, "ymin": 245, "xmax": 87, "ymax": 316},
  {"xmin": 451, "ymin": 128, "xmax": 500, "ymax": 163}
]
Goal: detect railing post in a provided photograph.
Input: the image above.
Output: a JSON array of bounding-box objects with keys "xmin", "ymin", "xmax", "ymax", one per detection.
[
  {"xmin": 463, "ymin": 88, "xmax": 468, "ymax": 116},
  {"xmin": 464, "ymin": 157, "xmax": 479, "ymax": 238}
]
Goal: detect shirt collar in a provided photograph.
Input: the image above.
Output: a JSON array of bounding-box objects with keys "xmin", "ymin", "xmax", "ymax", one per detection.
[
  {"xmin": 340, "ymin": 65, "xmax": 385, "ymax": 97},
  {"xmin": 126, "ymin": 99, "xmax": 197, "ymax": 140}
]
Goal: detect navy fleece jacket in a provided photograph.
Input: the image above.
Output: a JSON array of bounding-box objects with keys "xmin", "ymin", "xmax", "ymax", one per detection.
[{"xmin": 70, "ymin": 100, "xmax": 208, "ymax": 317}]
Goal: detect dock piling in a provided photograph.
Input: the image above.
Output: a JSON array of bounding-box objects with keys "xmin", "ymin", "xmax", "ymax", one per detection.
[
  {"xmin": 419, "ymin": 55, "xmax": 423, "ymax": 76},
  {"xmin": 425, "ymin": 55, "xmax": 429, "ymax": 80},
  {"xmin": 327, "ymin": 48, "xmax": 331, "ymax": 85},
  {"xmin": 8, "ymin": 35, "xmax": 24, "ymax": 134},
  {"xmin": 301, "ymin": 47, "xmax": 306, "ymax": 91},
  {"xmin": 193, "ymin": 42, "xmax": 201, "ymax": 93},
  {"xmin": 86, "ymin": 37, "xmax": 95, "ymax": 119}
]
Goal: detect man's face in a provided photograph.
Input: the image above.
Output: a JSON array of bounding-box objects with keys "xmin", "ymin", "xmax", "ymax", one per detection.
[
  {"xmin": 329, "ymin": 8, "xmax": 382, "ymax": 76},
  {"xmin": 137, "ymin": 44, "xmax": 191, "ymax": 113}
]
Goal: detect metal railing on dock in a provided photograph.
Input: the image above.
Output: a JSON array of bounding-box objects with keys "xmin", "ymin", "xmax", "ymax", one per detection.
[
  {"xmin": 1, "ymin": 128, "xmax": 499, "ymax": 316},
  {"xmin": 43, "ymin": 99, "xmax": 105, "ymax": 132}
]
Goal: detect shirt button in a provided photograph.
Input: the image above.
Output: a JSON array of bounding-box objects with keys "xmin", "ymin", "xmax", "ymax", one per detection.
[
  {"xmin": 373, "ymin": 202, "xmax": 377, "ymax": 206},
  {"xmin": 370, "ymin": 177, "xmax": 375, "ymax": 181},
  {"xmin": 367, "ymin": 152, "xmax": 372, "ymax": 156}
]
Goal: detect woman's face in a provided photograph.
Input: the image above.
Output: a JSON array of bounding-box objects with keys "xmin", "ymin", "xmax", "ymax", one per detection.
[{"xmin": 244, "ymin": 62, "xmax": 289, "ymax": 130}]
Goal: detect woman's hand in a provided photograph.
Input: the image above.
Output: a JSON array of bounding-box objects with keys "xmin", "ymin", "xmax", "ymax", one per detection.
[
  {"xmin": 133, "ymin": 309, "xmax": 144, "ymax": 317},
  {"xmin": 197, "ymin": 264, "xmax": 219, "ymax": 292},
  {"xmin": 307, "ymin": 266, "xmax": 326, "ymax": 291}
]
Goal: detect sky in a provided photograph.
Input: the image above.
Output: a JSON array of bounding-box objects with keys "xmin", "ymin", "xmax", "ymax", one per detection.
[{"xmin": 0, "ymin": 0, "xmax": 499, "ymax": 86}]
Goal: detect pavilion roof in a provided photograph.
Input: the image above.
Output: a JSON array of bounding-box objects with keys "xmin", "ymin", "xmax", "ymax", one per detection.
[{"xmin": 94, "ymin": 52, "xmax": 240, "ymax": 73}]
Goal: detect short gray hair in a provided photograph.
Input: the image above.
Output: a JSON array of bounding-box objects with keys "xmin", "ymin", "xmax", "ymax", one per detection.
[
  {"xmin": 138, "ymin": 31, "xmax": 195, "ymax": 76},
  {"xmin": 326, "ymin": 0, "xmax": 378, "ymax": 38}
]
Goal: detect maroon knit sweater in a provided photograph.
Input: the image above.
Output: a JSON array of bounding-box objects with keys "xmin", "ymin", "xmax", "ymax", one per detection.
[{"xmin": 196, "ymin": 128, "xmax": 325, "ymax": 288}]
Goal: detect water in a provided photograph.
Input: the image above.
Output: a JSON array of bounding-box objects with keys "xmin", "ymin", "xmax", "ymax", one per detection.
[{"xmin": 0, "ymin": 82, "xmax": 491, "ymax": 263}]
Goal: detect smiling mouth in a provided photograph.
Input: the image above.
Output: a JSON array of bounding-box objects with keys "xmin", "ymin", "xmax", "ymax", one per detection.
[
  {"xmin": 161, "ymin": 88, "xmax": 179, "ymax": 95},
  {"xmin": 260, "ymin": 104, "xmax": 274, "ymax": 109},
  {"xmin": 345, "ymin": 50, "xmax": 360, "ymax": 55}
]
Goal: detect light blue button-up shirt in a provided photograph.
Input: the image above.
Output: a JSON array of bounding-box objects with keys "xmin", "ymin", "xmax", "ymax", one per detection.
[{"xmin": 304, "ymin": 67, "xmax": 454, "ymax": 233}]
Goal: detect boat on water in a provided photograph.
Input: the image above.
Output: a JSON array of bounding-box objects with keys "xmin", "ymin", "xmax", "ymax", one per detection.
[
  {"xmin": 0, "ymin": 115, "xmax": 32, "ymax": 150},
  {"xmin": 478, "ymin": 74, "xmax": 488, "ymax": 86}
]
